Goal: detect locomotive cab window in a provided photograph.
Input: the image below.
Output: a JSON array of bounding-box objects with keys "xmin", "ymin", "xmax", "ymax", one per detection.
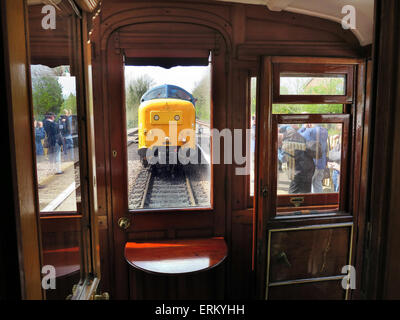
[{"xmin": 125, "ymin": 57, "xmax": 212, "ymax": 211}]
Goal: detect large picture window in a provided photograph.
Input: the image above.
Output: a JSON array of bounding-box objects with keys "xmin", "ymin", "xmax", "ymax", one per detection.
[{"xmin": 124, "ymin": 60, "xmax": 212, "ymax": 211}]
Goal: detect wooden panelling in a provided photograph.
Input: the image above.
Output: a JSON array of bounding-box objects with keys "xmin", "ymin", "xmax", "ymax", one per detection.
[
  {"xmin": 230, "ymin": 212, "xmax": 254, "ymax": 299},
  {"xmin": 365, "ymin": 0, "xmax": 400, "ymax": 299},
  {"xmin": 268, "ymin": 226, "xmax": 351, "ymax": 283},
  {"xmin": 3, "ymin": 0, "xmax": 43, "ymax": 300},
  {"xmin": 27, "ymin": 5, "xmax": 71, "ymax": 67},
  {"xmin": 86, "ymin": 0, "xmax": 366, "ymax": 300},
  {"xmin": 268, "ymin": 280, "xmax": 345, "ymax": 300},
  {"xmin": 129, "ymin": 264, "xmax": 225, "ymax": 300}
]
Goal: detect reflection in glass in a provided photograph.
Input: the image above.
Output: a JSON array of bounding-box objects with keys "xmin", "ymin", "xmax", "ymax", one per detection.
[
  {"xmin": 28, "ymin": 1, "xmax": 84, "ymax": 300},
  {"xmin": 278, "ymin": 123, "xmax": 342, "ymax": 195},
  {"xmin": 280, "ymin": 75, "xmax": 345, "ymax": 95},
  {"xmin": 272, "ymin": 104, "xmax": 343, "ymax": 114},
  {"xmin": 125, "ymin": 64, "xmax": 212, "ymax": 210},
  {"xmin": 31, "ymin": 66, "xmax": 80, "ymax": 212}
]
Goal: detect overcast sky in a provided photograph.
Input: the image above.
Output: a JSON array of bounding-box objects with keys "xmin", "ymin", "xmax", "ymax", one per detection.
[{"xmin": 124, "ymin": 65, "xmax": 210, "ymax": 93}]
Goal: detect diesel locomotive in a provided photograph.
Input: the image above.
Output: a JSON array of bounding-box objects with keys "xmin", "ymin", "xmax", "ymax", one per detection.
[{"xmin": 137, "ymin": 84, "xmax": 197, "ymax": 166}]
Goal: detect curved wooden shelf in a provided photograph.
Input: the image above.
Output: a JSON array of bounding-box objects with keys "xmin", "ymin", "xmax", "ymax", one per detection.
[
  {"xmin": 124, "ymin": 237, "xmax": 228, "ymax": 275},
  {"xmin": 43, "ymin": 247, "xmax": 80, "ymax": 278}
]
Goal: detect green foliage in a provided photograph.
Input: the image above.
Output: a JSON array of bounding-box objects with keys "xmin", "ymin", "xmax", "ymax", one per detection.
[
  {"xmin": 272, "ymin": 104, "xmax": 343, "ymax": 114},
  {"xmin": 126, "ymin": 75, "xmax": 155, "ymax": 128},
  {"xmin": 192, "ymin": 73, "xmax": 210, "ymax": 122},
  {"xmin": 280, "ymin": 77, "xmax": 344, "ymax": 95},
  {"xmin": 302, "ymin": 77, "xmax": 344, "ymax": 95},
  {"xmin": 250, "ymin": 77, "xmax": 257, "ymax": 117},
  {"xmin": 61, "ymin": 93, "xmax": 77, "ymax": 115},
  {"xmin": 274, "ymin": 77, "xmax": 344, "ymax": 114},
  {"xmin": 32, "ymin": 76, "xmax": 64, "ymax": 119}
]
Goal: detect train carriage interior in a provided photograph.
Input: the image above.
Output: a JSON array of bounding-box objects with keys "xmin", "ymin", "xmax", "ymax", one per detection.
[{"xmin": 2, "ymin": 0, "xmax": 400, "ymax": 304}]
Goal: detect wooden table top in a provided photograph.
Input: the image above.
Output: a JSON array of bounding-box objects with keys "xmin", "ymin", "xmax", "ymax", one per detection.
[{"xmin": 124, "ymin": 237, "xmax": 228, "ymax": 275}]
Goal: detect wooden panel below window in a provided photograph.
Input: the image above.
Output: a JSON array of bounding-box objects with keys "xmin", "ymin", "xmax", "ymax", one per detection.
[
  {"xmin": 268, "ymin": 280, "xmax": 345, "ymax": 300},
  {"xmin": 268, "ymin": 225, "xmax": 351, "ymax": 283}
]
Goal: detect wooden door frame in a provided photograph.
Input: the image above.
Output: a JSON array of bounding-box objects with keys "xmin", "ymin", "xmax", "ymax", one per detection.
[
  {"xmin": 362, "ymin": 0, "xmax": 400, "ymax": 299},
  {"xmin": 2, "ymin": 0, "xmax": 43, "ymax": 299},
  {"xmin": 103, "ymin": 23, "xmax": 230, "ymax": 299},
  {"xmin": 254, "ymin": 56, "xmax": 369, "ymax": 299}
]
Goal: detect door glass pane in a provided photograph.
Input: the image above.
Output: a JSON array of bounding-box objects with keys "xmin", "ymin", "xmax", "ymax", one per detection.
[
  {"xmin": 125, "ymin": 63, "xmax": 212, "ymax": 210},
  {"xmin": 31, "ymin": 67, "xmax": 80, "ymax": 213},
  {"xmin": 280, "ymin": 75, "xmax": 346, "ymax": 95},
  {"xmin": 272, "ymin": 104, "xmax": 343, "ymax": 114},
  {"xmin": 277, "ymin": 123, "xmax": 342, "ymax": 214},
  {"xmin": 27, "ymin": 2, "xmax": 83, "ymax": 299}
]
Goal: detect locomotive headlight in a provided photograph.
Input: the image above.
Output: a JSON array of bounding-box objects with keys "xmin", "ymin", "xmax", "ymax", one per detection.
[
  {"xmin": 153, "ymin": 115, "xmax": 160, "ymax": 121},
  {"xmin": 174, "ymin": 115, "xmax": 180, "ymax": 121}
]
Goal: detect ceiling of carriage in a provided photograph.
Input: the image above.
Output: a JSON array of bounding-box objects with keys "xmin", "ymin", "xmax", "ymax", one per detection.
[
  {"xmin": 217, "ymin": 0, "xmax": 374, "ymax": 46},
  {"xmin": 27, "ymin": 0, "xmax": 374, "ymax": 46}
]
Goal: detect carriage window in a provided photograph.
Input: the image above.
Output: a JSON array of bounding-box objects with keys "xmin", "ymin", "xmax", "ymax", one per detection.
[
  {"xmin": 31, "ymin": 66, "xmax": 81, "ymax": 213},
  {"xmin": 280, "ymin": 75, "xmax": 346, "ymax": 95},
  {"xmin": 272, "ymin": 104, "xmax": 343, "ymax": 114},
  {"xmin": 27, "ymin": 2, "xmax": 86, "ymax": 300},
  {"xmin": 125, "ymin": 63, "xmax": 212, "ymax": 211},
  {"xmin": 275, "ymin": 119, "xmax": 348, "ymax": 216},
  {"xmin": 272, "ymin": 62, "xmax": 354, "ymax": 216},
  {"xmin": 278, "ymin": 123, "xmax": 342, "ymax": 195}
]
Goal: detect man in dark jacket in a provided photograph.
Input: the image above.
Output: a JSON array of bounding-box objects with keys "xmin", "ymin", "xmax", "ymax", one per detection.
[
  {"xmin": 282, "ymin": 127, "xmax": 320, "ymax": 194},
  {"xmin": 43, "ymin": 112, "xmax": 63, "ymax": 174}
]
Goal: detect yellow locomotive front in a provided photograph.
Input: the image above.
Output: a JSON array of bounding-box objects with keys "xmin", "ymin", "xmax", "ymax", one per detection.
[{"xmin": 137, "ymin": 85, "xmax": 196, "ymax": 166}]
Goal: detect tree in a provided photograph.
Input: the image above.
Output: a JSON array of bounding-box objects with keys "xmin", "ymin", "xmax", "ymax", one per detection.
[
  {"xmin": 275, "ymin": 77, "xmax": 344, "ymax": 114},
  {"xmin": 32, "ymin": 76, "xmax": 64, "ymax": 119},
  {"xmin": 61, "ymin": 93, "xmax": 77, "ymax": 115},
  {"xmin": 192, "ymin": 73, "xmax": 211, "ymax": 122},
  {"xmin": 126, "ymin": 75, "xmax": 155, "ymax": 128}
]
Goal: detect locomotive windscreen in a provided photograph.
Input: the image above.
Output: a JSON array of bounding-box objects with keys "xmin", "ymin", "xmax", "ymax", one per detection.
[{"xmin": 141, "ymin": 84, "xmax": 196, "ymax": 105}]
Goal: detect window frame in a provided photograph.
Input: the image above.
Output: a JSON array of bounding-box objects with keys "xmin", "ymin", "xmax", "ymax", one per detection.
[
  {"xmin": 124, "ymin": 60, "xmax": 214, "ymax": 214},
  {"xmin": 270, "ymin": 60, "xmax": 355, "ymax": 217},
  {"xmin": 273, "ymin": 63, "xmax": 354, "ymax": 104},
  {"xmin": 271, "ymin": 114, "xmax": 350, "ymax": 216}
]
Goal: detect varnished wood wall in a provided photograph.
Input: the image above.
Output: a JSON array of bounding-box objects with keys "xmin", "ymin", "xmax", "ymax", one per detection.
[
  {"xmin": 86, "ymin": 0, "xmax": 365, "ymax": 299},
  {"xmin": 363, "ymin": 0, "xmax": 400, "ymax": 299}
]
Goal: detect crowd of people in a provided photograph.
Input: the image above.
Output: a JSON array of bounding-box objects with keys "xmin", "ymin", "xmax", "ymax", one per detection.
[
  {"xmin": 34, "ymin": 109, "xmax": 76, "ymax": 175},
  {"xmin": 278, "ymin": 123, "xmax": 341, "ymax": 194}
]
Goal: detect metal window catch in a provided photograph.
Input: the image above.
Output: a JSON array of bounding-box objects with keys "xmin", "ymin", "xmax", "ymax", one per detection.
[{"xmin": 290, "ymin": 196, "xmax": 304, "ymax": 207}]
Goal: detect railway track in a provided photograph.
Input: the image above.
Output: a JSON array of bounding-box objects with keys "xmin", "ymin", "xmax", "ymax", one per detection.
[
  {"xmin": 127, "ymin": 127, "xmax": 211, "ymax": 209},
  {"xmin": 130, "ymin": 165, "xmax": 197, "ymax": 209}
]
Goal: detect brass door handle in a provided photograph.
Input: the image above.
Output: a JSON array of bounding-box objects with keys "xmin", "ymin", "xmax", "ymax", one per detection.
[{"xmin": 118, "ymin": 216, "xmax": 131, "ymax": 230}]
